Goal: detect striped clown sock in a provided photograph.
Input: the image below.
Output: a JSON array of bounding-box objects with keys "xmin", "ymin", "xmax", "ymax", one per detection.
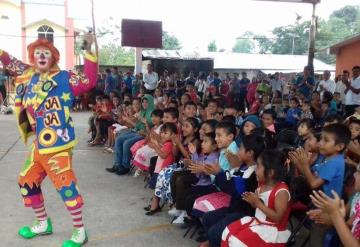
[{"xmin": 32, "ymin": 202, "xmax": 48, "ymax": 222}]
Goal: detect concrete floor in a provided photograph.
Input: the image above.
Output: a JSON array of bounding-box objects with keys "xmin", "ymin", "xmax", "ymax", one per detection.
[{"xmin": 0, "ymin": 112, "xmax": 196, "ymax": 247}]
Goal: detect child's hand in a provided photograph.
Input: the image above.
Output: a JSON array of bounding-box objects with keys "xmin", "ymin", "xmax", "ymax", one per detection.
[
  {"xmin": 226, "ymin": 151, "xmax": 242, "ymax": 168},
  {"xmin": 183, "ymin": 158, "xmax": 192, "ymax": 167},
  {"xmin": 307, "ymin": 209, "xmax": 332, "ymax": 226},
  {"xmin": 345, "ymin": 156, "xmax": 358, "ymax": 167},
  {"xmin": 188, "ymin": 163, "xmax": 204, "ymax": 174},
  {"xmin": 172, "ymin": 135, "xmax": 181, "ymax": 146},
  {"xmin": 310, "ymin": 190, "xmax": 346, "ymax": 218},
  {"xmin": 148, "ymin": 140, "xmax": 157, "ymax": 149},
  {"xmin": 289, "ymin": 148, "xmax": 310, "ymax": 171},
  {"xmin": 149, "ymin": 130, "xmax": 156, "ymax": 139},
  {"xmin": 188, "ymin": 142, "xmax": 197, "ymax": 154},
  {"xmin": 122, "ymin": 115, "xmax": 130, "ymax": 122},
  {"xmin": 148, "ymin": 142, "xmax": 154, "ymax": 148},
  {"xmin": 242, "ymin": 192, "xmax": 261, "ymax": 208},
  {"xmin": 140, "ymin": 116, "xmax": 147, "ymax": 124},
  {"xmin": 204, "ymin": 163, "xmax": 221, "ymax": 175}
]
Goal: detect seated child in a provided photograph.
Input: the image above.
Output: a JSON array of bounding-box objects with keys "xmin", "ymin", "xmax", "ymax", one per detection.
[
  {"xmin": 154, "ymin": 87, "xmax": 164, "ymax": 107},
  {"xmin": 224, "ymin": 104, "xmax": 243, "ymax": 127},
  {"xmin": 180, "ymin": 101, "xmax": 198, "ymax": 124},
  {"xmin": 221, "ymin": 149, "xmax": 291, "ymax": 247},
  {"xmin": 346, "ymin": 118, "xmax": 360, "ymax": 167},
  {"xmin": 290, "ymin": 123, "xmax": 351, "ymax": 245},
  {"xmin": 145, "ymin": 123, "xmax": 178, "ymax": 215},
  {"xmin": 333, "ymin": 92, "xmax": 344, "ymax": 117},
  {"xmin": 261, "ymin": 109, "xmax": 277, "ymax": 133},
  {"xmin": 103, "ymin": 95, "xmax": 121, "ymax": 153},
  {"xmin": 297, "ymin": 118, "xmax": 315, "ymax": 147},
  {"xmin": 308, "ymin": 165, "xmax": 360, "ymax": 247},
  {"xmin": 149, "ymin": 115, "xmax": 199, "ymax": 212},
  {"xmin": 259, "ymin": 94, "xmax": 272, "ymax": 116},
  {"xmin": 292, "ymin": 123, "xmax": 351, "ymax": 196},
  {"xmin": 199, "ymin": 119, "xmax": 218, "ymax": 141},
  {"xmin": 89, "ymin": 95, "xmax": 113, "ymax": 145},
  {"xmin": 170, "ymin": 132, "xmax": 219, "ymax": 224},
  {"xmin": 190, "ymin": 122, "xmax": 239, "ymax": 219},
  {"xmin": 205, "ymin": 99, "xmax": 219, "ymax": 121},
  {"xmin": 88, "ymin": 95, "xmax": 102, "ymax": 142},
  {"xmin": 300, "ymin": 100, "xmax": 314, "ymax": 120},
  {"xmin": 236, "ymin": 115, "xmax": 261, "ymax": 146},
  {"xmin": 285, "ymin": 97, "xmax": 301, "ymax": 128},
  {"xmin": 166, "ymin": 120, "xmax": 218, "ymax": 215},
  {"xmin": 198, "ymin": 134, "xmax": 265, "ymax": 247},
  {"xmin": 132, "ymin": 109, "xmax": 164, "ymax": 173}
]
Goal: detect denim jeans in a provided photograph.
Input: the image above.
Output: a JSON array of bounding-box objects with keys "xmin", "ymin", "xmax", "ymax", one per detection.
[{"xmin": 114, "ymin": 131, "xmax": 143, "ymax": 169}]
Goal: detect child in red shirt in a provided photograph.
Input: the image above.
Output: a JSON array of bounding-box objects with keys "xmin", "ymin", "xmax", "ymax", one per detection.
[
  {"xmin": 145, "ymin": 122, "xmax": 178, "ymax": 215},
  {"xmin": 89, "ymin": 96, "xmax": 113, "ymax": 145}
]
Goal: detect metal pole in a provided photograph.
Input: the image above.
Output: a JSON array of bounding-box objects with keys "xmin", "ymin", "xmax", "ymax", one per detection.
[
  {"xmin": 135, "ymin": 47, "xmax": 143, "ymax": 74},
  {"xmin": 308, "ymin": 2, "xmax": 317, "ymax": 74},
  {"xmin": 91, "ymin": 0, "xmax": 99, "ymax": 68}
]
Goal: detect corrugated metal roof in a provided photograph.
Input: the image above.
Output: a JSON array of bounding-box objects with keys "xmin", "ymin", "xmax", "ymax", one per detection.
[
  {"xmin": 142, "ymin": 49, "xmax": 213, "ymax": 60},
  {"xmin": 208, "ymin": 52, "xmax": 334, "ymax": 72},
  {"xmin": 142, "ymin": 50, "xmax": 335, "ymax": 72}
]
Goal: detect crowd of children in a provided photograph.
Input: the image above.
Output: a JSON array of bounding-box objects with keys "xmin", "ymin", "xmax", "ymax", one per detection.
[{"xmin": 87, "ymin": 67, "xmax": 360, "ymax": 247}]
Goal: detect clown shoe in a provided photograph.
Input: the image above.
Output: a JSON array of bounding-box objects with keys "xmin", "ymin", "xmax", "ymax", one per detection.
[{"xmin": 18, "ymin": 218, "xmax": 53, "ymax": 239}]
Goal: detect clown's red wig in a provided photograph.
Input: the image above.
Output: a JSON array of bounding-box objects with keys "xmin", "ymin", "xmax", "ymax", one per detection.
[{"xmin": 27, "ymin": 39, "xmax": 60, "ymax": 65}]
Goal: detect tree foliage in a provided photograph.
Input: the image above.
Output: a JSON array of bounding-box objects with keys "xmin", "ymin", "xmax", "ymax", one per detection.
[
  {"xmin": 98, "ymin": 43, "xmax": 135, "ymax": 66},
  {"xmin": 330, "ymin": 5, "xmax": 360, "ymax": 33},
  {"xmin": 208, "ymin": 40, "xmax": 217, "ymax": 52},
  {"xmin": 232, "ymin": 31, "xmax": 255, "ymax": 53},
  {"xmin": 255, "ymin": 5, "xmax": 360, "ymax": 64},
  {"xmin": 162, "ymin": 31, "xmax": 182, "ymax": 50}
]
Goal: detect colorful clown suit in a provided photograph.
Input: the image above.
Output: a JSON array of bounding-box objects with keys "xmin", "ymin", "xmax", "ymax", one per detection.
[
  {"xmin": 0, "ymin": 39, "xmax": 97, "ymax": 246},
  {"xmin": 19, "ymin": 143, "xmax": 83, "ymax": 211}
]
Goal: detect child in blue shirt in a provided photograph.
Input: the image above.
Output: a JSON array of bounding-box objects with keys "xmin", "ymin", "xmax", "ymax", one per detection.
[
  {"xmin": 290, "ymin": 123, "xmax": 351, "ymax": 197},
  {"xmin": 290, "ymin": 124, "xmax": 351, "ymax": 245},
  {"xmin": 285, "ymin": 97, "xmax": 302, "ymax": 127}
]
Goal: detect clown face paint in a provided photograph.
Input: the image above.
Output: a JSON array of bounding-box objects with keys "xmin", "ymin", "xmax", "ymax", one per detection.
[{"xmin": 34, "ymin": 46, "xmax": 53, "ymax": 73}]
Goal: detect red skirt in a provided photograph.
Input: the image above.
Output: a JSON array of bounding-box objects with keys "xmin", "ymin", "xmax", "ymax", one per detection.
[{"xmin": 221, "ymin": 217, "xmax": 290, "ymax": 247}]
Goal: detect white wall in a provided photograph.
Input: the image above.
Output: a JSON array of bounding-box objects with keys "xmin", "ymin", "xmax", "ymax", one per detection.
[
  {"xmin": 23, "ymin": 0, "xmax": 65, "ymax": 26},
  {"xmin": 0, "ymin": 2, "xmax": 22, "ymax": 60}
]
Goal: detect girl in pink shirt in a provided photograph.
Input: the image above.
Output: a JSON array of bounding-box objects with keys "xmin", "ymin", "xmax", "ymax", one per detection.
[{"xmin": 145, "ymin": 123, "xmax": 178, "ymax": 215}]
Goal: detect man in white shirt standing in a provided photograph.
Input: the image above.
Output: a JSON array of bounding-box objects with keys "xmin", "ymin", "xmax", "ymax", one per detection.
[
  {"xmin": 143, "ymin": 64, "xmax": 158, "ymax": 95},
  {"xmin": 335, "ymin": 70, "xmax": 349, "ymax": 106},
  {"xmin": 270, "ymin": 72, "xmax": 283, "ymax": 95},
  {"xmin": 317, "ymin": 70, "xmax": 336, "ymax": 100},
  {"xmin": 344, "ymin": 66, "xmax": 360, "ymax": 117}
]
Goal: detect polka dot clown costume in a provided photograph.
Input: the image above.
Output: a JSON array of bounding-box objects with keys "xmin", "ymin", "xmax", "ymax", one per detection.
[{"xmin": 0, "ymin": 37, "xmax": 97, "ymax": 247}]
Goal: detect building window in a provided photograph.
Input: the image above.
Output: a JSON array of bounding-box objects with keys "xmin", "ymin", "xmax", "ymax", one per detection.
[{"xmin": 37, "ymin": 25, "xmax": 54, "ymax": 43}]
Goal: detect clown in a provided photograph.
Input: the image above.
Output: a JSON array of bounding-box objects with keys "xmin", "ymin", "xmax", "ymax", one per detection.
[{"xmin": 0, "ymin": 35, "xmax": 97, "ymax": 247}]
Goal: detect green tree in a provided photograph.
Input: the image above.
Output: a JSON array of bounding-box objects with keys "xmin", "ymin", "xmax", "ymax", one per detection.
[
  {"xmin": 255, "ymin": 5, "xmax": 360, "ymax": 64},
  {"xmin": 271, "ymin": 21, "xmax": 310, "ymax": 55},
  {"xmin": 162, "ymin": 31, "xmax": 182, "ymax": 50},
  {"xmin": 99, "ymin": 43, "xmax": 135, "ymax": 65},
  {"xmin": 232, "ymin": 31, "xmax": 255, "ymax": 53},
  {"xmin": 208, "ymin": 40, "xmax": 217, "ymax": 52},
  {"xmin": 330, "ymin": 5, "xmax": 360, "ymax": 32}
]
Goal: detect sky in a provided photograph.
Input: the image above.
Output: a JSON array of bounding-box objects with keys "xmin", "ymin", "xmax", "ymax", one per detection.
[{"xmin": 69, "ymin": 0, "xmax": 360, "ymax": 51}]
